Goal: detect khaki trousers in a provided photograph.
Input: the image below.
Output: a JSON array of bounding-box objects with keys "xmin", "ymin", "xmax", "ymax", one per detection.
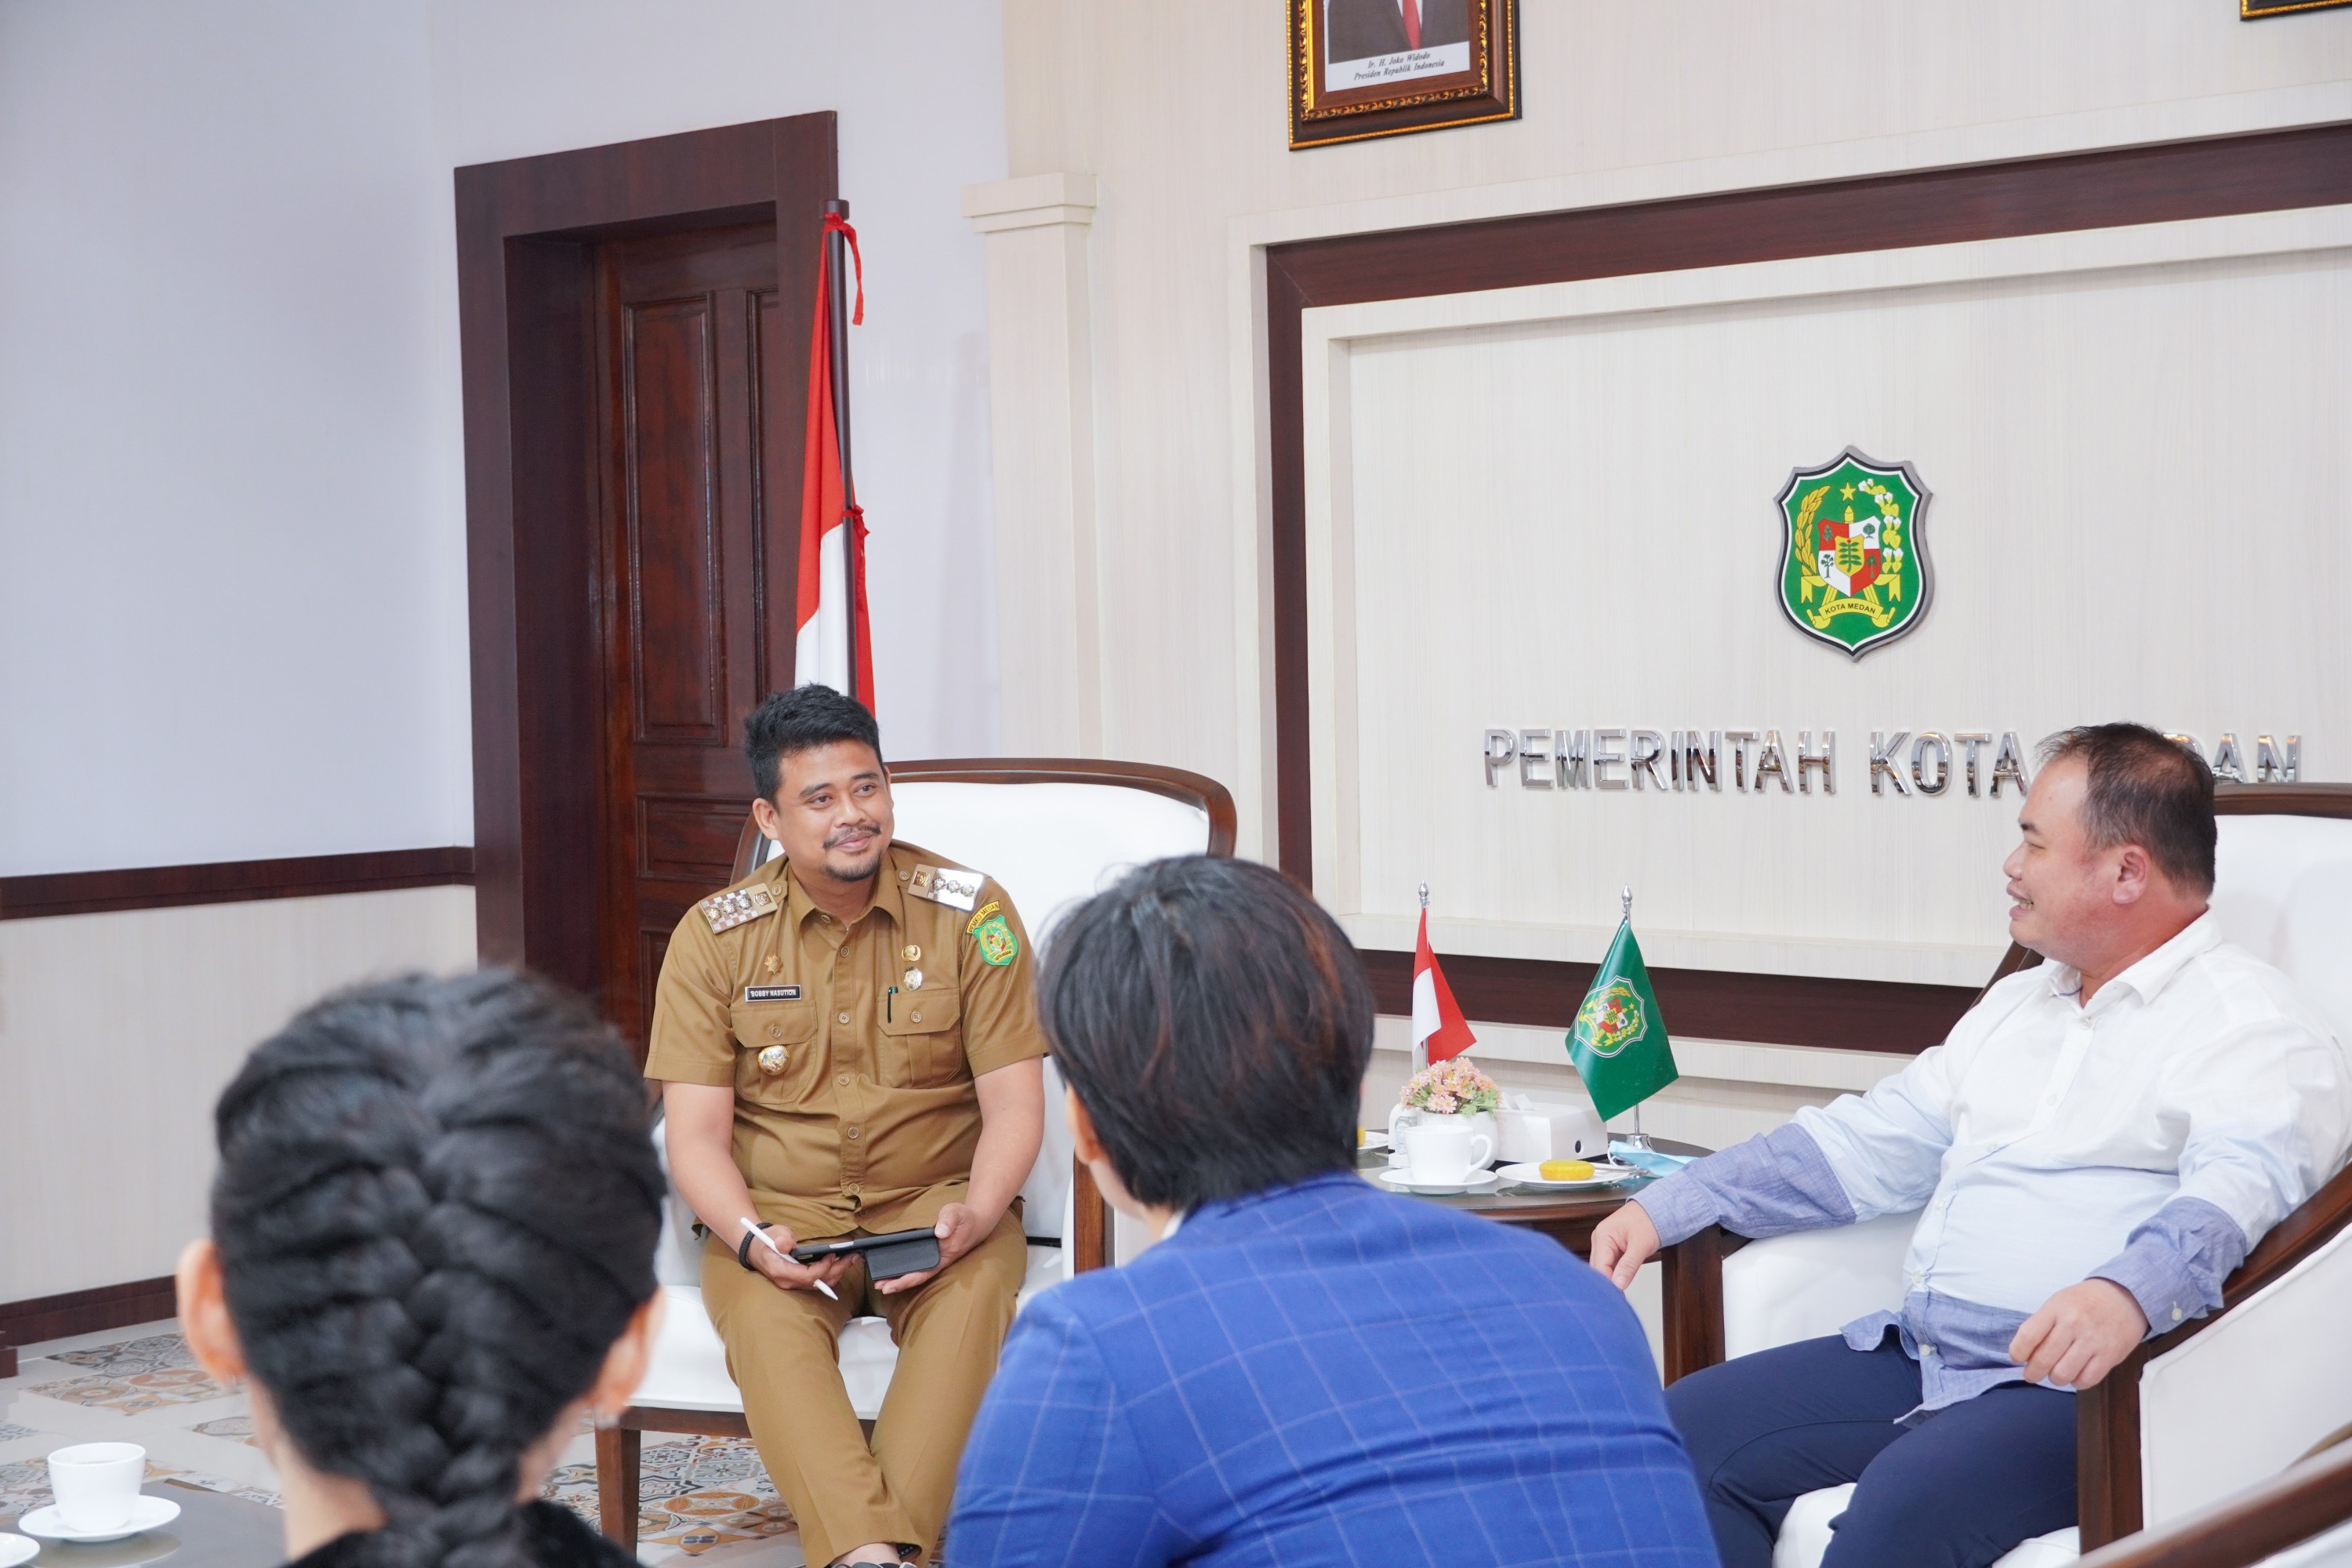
[{"xmin": 699, "ymin": 1215, "xmax": 1025, "ymax": 1566}]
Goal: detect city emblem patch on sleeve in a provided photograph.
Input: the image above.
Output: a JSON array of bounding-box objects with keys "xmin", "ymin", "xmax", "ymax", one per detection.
[
  {"xmin": 967, "ymin": 901, "xmax": 1019, "ymax": 966},
  {"xmin": 1775, "ymin": 447, "xmax": 1932, "ymax": 659}
]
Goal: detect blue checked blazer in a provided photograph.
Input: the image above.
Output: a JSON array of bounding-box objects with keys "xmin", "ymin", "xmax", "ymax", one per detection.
[{"xmin": 949, "ymin": 1171, "xmax": 1716, "ymax": 1567}]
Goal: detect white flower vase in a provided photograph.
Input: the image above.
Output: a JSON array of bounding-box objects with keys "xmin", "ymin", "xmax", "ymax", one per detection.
[{"xmin": 1386, "ymin": 1104, "xmax": 1500, "ymax": 1165}]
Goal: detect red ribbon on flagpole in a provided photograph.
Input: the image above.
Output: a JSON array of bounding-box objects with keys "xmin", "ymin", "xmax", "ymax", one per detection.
[
  {"xmin": 798, "ymin": 209, "xmax": 876, "ymax": 708},
  {"xmin": 822, "ymin": 212, "xmax": 863, "ymax": 325}
]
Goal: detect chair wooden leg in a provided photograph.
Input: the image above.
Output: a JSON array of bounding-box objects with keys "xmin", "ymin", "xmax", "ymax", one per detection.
[
  {"xmin": 1072, "ymin": 1160, "xmax": 1110, "ymax": 1272},
  {"xmin": 595, "ymin": 1424, "xmax": 641, "ymax": 1548},
  {"xmin": 1660, "ymin": 1225, "xmax": 1734, "ymax": 1385}
]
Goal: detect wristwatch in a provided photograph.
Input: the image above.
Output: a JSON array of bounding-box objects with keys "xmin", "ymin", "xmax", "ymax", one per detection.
[{"xmin": 738, "ymin": 1221, "xmax": 775, "ymax": 1271}]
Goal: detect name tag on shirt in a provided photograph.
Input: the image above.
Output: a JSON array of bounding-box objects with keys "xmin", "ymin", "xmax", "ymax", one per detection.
[{"xmin": 743, "ymin": 985, "xmax": 802, "ymax": 1002}]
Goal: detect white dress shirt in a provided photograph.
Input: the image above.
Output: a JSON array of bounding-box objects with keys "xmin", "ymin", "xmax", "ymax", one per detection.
[
  {"xmin": 1642, "ymin": 911, "xmax": 2351, "ymax": 1407},
  {"xmin": 1806, "ymin": 912, "xmax": 2348, "ymax": 1316}
]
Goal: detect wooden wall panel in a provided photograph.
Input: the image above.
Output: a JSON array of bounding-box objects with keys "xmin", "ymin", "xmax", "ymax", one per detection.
[
  {"xmin": 1259, "ymin": 121, "xmax": 2352, "ymax": 1049},
  {"xmin": 0, "ymin": 848, "xmax": 473, "ymax": 921}
]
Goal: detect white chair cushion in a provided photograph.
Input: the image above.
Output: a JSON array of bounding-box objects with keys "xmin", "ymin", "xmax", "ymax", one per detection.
[
  {"xmin": 2209, "ymin": 815, "xmax": 2352, "ymax": 1047},
  {"xmin": 1722, "ymin": 1211, "xmax": 1917, "ymax": 1360},
  {"xmin": 2140, "ymin": 1220, "xmax": 2352, "ymax": 1526},
  {"xmin": 636, "ymin": 1242, "xmax": 1070, "ymax": 1422},
  {"xmin": 1774, "ymin": 1486, "xmax": 2077, "ymax": 1568},
  {"xmin": 633, "ymin": 1283, "xmax": 745, "ymax": 1414},
  {"xmin": 883, "ymin": 779, "xmax": 1213, "ymax": 946}
]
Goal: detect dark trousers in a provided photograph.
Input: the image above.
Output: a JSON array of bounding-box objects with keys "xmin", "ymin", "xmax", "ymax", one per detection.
[{"xmin": 1664, "ymin": 1334, "xmax": 2077, "ymax": 1568}]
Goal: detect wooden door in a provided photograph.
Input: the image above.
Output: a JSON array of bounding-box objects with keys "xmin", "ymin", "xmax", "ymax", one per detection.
[{"xmin": 593, "ymin": 222, "xmax": 795, "ymax": 1055}]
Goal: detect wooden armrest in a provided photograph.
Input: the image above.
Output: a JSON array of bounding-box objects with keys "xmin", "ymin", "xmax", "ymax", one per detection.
[{"xmin": 2074, "ymin": 1435, "xmax": 2352, "ymax": 1568}]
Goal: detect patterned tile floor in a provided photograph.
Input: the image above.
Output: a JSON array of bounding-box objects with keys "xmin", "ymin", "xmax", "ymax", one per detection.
[{"xmin": 2, "ymin": 1320, "xmax": 809, "ymax": 1564}]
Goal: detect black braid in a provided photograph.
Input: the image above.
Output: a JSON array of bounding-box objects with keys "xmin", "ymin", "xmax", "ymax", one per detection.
[{"xmin": 209, "ymin": 970, "xmax": 662, "ymax": 1568}]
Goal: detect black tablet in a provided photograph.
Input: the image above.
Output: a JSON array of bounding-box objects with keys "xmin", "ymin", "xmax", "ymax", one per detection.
[{"xmin": 789, "ymin": 1226, "xmax": 942, "ymax": 1280}]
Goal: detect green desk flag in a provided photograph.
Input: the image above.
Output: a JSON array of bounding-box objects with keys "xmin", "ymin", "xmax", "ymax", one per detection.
[{"xmin": 1568, "ymin": 900, "xmax": 1679, "ymax": 1123}]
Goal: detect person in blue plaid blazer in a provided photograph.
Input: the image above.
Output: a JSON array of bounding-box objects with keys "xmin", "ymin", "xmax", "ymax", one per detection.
[{"xmin": 948, "ymin": 856, "xmax": 1717, "ymax": 1568}]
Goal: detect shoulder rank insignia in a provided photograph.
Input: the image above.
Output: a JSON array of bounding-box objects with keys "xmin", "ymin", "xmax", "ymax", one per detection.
[
  {"xmin": 907, "ymin": 863, "xmax": 983, "ymax": 912},
  {"xmin": 700, "ymin": 884, "xmax": 779, "ymax": 934},
  {"xmin": 968, "ymin": 902, "xmax": 1019, "ymax": 967}
]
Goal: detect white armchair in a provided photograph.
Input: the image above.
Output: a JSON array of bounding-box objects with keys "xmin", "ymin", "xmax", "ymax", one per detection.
[
  {"xmin": 596, "ymin": 757, "xmax": 1236, "ymax": 1545},
  {"xmin": 1714, "ymin": 785, "xmax": 2352, "ymax": 1567}
]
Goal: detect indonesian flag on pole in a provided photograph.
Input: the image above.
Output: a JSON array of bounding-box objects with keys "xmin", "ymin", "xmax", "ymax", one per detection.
[
  {"xmin": 795, "ymin": 212, "xmax": 877, "ymax": 706},
  {"xmin": 1412, "ymin": 908, "xmax": 1477, "ymax": 1065}
]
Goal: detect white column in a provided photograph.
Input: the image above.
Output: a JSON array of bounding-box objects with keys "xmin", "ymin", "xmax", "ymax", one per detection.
[{"xmin": 962, "ymin": 172, "xmax": 1102, "ymax": 757}]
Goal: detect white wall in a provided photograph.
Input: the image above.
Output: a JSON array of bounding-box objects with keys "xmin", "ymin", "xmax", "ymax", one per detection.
[
  {"xmin": 1305, "ymin": 211, "xmax": 2352, "ymax": 986},
  {"xmin": 0, "ymin": 0, "xmax": 463, "ymax": 877},
  {"xmin": 0, "ymin": 0, "xmax": 1009, "ymax": 1305},
  {"xmin": 423, "ymin": 0, "xmax": 1010, "ymax": 761},
  {"xmin": 0, "ymin": 0, "xmax": 1010, "ymax": 886},
  {"xmin": 980, "ymin": 0, "xmax": 2352, "ymax": 852}
]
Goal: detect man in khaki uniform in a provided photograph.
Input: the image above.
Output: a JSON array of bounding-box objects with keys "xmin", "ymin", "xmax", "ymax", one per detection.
[{"xmin": 646, "ymin": 685, "xmax": 1045, "ymax": 1568}]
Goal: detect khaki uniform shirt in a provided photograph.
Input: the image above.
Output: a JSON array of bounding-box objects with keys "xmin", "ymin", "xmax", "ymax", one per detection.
[{"xmin": 644, "ymin": 839, "xmax": 1046, "ymax": 1241}]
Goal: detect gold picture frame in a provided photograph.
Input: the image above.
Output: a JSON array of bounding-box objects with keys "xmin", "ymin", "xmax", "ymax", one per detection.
[
  {"xmin": 1289, "ymin": 0, "xmax": 1520, "ymax": 151},
  {"xmin": 2242, "ymin": 0, "xmax": 2351, "ymax": 14}
]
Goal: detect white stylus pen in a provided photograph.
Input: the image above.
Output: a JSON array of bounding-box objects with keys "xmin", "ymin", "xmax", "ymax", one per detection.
[{"xmin": 742, "ymin": 1216, "xmax": 838, "ymax": 1300}]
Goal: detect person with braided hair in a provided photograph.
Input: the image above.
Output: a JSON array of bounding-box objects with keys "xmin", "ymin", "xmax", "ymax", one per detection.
[{"xmin": 172, "ymin": 969, "xmax": 667, "ymax": 1568}]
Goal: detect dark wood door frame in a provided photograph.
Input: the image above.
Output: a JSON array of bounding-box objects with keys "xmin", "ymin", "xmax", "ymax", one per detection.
[
  {"xmin": 1265, "ymin": 119, "xmax": 2352, "ymax": 1054},
  {"xmin": 456, "ymin": 116, "xmax": 837, "ymax": 997}
]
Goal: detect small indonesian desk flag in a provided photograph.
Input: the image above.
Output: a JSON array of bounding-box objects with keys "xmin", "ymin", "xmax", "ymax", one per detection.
[
  {"xmin": 796, "ymin": 211, "xmax": 876, "ymax": 706},
  {"xmin": 1567, "ymin": 890, "xmax": 1680, "ymax": 1122},
  {"xmin": 1412, "ymin": 902, "xmax": 1477, "ymax": 1065}
]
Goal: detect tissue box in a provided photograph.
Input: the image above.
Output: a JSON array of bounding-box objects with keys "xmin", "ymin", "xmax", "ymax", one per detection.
[{"xmin": 1497, "ymin": 1102, "xmax": 1605, "ymax": 1163}]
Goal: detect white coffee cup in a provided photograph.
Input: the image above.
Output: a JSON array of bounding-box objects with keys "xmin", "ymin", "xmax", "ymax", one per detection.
[
  {"xmin": 48, "ymin": 1442, "xmax": 144, "ymax": 1532},
  {"xmin": 1399, "ymin": 1121, "xmax": 1495, "ymax": 1185}
]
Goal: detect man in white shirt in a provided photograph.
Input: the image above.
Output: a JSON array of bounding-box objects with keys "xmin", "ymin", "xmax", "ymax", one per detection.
[{"xmin": 1588, "ymin": 722, "xmax": 2351, "ymax": 1568}]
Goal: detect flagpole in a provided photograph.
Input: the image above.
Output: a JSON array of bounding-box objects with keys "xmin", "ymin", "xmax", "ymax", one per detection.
[
  {"xmin": 824, "ymin": 197, "xmax": 860, "ymax": 702},
  {"xmin": 1617, "ymin": 884, "xmax": 1657, "ymax": 1160},
  {"xmin": 1414, "ymin": 883, "xmax": 1430, "ymax": 1072}
]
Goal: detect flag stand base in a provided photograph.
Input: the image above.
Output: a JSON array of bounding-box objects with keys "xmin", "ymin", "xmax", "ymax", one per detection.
[{"xmin": 1614, "ymin": 1102, "xmax": 1657, "ymax": 1156}]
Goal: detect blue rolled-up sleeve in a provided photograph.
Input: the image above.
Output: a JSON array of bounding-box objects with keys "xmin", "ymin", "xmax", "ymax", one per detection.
[
  {"xmin": 1635, "ymin": 1121, "xmax": 1859, "ymax": 1247},
  {"xmin": 949, "ymin": 1292, "xmax": 1174, "ymax": 1566},
  {"xmin": 2089, "ymin": 1195, "xmax": 2248, "ymax": 1338}
]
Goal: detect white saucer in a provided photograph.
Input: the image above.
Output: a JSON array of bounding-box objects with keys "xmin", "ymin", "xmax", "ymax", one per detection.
[
  {"xmin": 20, "ymin": 1495, "xmax": 180, "ymax": 1543},
  {"xmin": 1496, "ymin": 1160, "xmax": 1644, "ymax": 1189},
  {"xmin": 1377, "ymin": 1168, "xmax": 1501, "ymax": 1196},
  {"xmin": 0, "ymin": 1532, "xmax": 38, "ymax": 1566}
]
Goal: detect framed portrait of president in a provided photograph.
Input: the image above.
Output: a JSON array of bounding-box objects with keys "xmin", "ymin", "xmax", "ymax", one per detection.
[{"xmin": 1289, "ymin": 0, "xmax": 1520, "ymax": 150}]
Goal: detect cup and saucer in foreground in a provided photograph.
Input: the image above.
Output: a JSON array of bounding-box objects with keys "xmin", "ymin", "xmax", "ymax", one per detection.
[
  {"xmin": 18, "ymin": 1496, "xmax": 181, "ymax": 1544},
  {"xmin": 24, "ymin": 1442, "xmax": 180, "ymax": 1544},
  {"xmin": 1378, "ymin": 1119, "xmax": 1501, "ymax": 1194},
  {"xmin": 1377, "ymin": 1167, "xmax": 1501, "ymax": 1196}
]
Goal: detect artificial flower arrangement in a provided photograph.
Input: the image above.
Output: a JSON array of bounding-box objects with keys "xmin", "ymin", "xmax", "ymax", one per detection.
[{"xmin": 1399, "ymin": 1057, "xmax": 1500, "ymax": 1116}]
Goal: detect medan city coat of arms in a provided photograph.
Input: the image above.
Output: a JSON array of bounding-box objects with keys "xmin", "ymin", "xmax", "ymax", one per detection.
[
  {"xmin": 1572, "ymin": 979, "xmax": 1647, "ymax": 1059},
  {"xmin": 1774, "ymin": 448, "xmax": 1933, "ymax": 659}
]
